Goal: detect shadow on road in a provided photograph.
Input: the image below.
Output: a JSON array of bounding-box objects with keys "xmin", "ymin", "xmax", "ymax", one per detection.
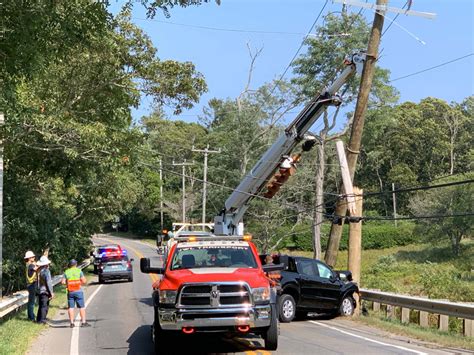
[{"xmin": 127, "ymin": 325, "xmax": 267, "ymax": 354}]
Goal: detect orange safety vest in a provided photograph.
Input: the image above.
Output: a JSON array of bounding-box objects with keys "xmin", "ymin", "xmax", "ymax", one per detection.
[{"xmin": 64, "ymin": 267, "xmax": 82, "ymax": 292}]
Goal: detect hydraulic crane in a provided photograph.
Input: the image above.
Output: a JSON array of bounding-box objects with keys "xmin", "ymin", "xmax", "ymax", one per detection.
[{"xmin": 213, "ymin": 52, "xmax": 366, "ymax": 235}]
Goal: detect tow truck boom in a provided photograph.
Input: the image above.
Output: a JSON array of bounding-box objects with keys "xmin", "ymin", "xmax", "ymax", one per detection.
[{"xmin": 214, "ymin": 52, "xmax": 366, "ymax": 235}]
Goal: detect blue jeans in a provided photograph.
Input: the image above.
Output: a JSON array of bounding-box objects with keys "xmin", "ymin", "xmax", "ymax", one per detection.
[{"xmin": 27, "ymin": 283, "xmax": 36, "ymax": 321}]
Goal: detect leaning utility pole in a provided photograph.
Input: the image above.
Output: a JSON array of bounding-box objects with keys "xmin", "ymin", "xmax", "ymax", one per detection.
[
  {"xmin": 192, "ymin": 145, "xmax": 220, "ymax": 225},
  {"xmin": 327, "ymin": 0, "xmax": 436, "ymax": 268},
  {"xmin": 325, "ymin": 0, "xmax": 387, "ymax": 267},
  {"xmin": 172, "ymin": 160, "xmax": 194, "ymax": 223},
  {"xmin": 348, "ymin": 187, "xmax": 363, "ymax": 315},
  {"xmin": 159, "ymin": 159, "xmax": 164, "ymax": 229}
]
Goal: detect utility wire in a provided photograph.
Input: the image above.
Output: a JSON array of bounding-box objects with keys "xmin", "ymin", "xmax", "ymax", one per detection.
[
  {"xmin": 389, "ymin": 53, "xmax": 474, "ymax": 83},
  {"xmin": 359, "ymin": 179, "xmax": 474, "ymax": 198},
  {"xmin": 338, "ymin": 212, "xmax": 474, "ymax": 222}
]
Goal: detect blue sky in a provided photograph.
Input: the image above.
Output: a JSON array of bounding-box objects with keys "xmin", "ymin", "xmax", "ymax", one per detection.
[{"xmin": 109, "ymin": 0, "xmax": 473, "ymax": 128}]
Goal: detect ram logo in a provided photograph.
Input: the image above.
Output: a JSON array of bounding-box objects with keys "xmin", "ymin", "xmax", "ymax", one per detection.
[{"xmin": 210, "ymin": 286, "xmax": 220, "ymax": 307}]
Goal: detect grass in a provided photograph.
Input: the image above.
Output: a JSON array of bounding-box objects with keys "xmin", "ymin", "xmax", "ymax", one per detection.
[
  {"xmin": 355, "ymin": 312, "xmax": 474, "ymax": 350},
  {"xmin": 0, "ymin": 266, "xmax": 94, "ymax": 355}
]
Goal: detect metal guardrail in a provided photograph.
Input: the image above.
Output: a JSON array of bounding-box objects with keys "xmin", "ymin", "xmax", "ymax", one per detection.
[
  {"xmin": 0, "ymin": 260, "xmax": 91, "ymax": 319},
  {"xmin": 360, "ymin": 288, "xmax": 474, "ymax": 320}
]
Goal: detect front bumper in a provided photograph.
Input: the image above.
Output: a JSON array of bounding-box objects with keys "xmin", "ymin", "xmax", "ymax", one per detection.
[{"xmin": 158, "ymin": 305, "xmax": 272, "ymax": 330}]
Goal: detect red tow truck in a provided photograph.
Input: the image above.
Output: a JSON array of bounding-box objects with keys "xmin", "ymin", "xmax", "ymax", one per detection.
[{"xmin": 140, "ymin": 233, "xmax": 280, "ymax": 352}]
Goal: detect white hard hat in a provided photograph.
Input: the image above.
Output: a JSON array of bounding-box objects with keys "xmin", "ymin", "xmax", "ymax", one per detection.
[
  {"xmin": 24, "ymin": 251, "xmax": 35, "ymax": 259},
  {"xmin": 36, "ymin": 255, "xmax": 51, "ymax": 266}
]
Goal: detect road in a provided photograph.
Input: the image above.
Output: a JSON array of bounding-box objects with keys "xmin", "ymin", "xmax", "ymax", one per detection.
[{"xmin": 29, "ymin": 235, "xmax": 465, "ymax": 355}]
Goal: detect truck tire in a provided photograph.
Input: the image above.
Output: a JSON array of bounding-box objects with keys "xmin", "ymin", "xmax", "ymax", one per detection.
[
  {"xmin": 153, "ymin": 317, "xmax": 175, "ymax": 354},
  {"xmin": 128, "ymin": 275, "xmax": 133, "ymax": 282},
  {"xmin": 263, "ymin": 304, "xmax": 278, "ymax": 351},
  {"xmin": 339, "ymin": 295, "xmax": 355, "ymax": 316},
  {"xmin": 278, "ymin": 294, "xmax": 296, "ymax": 323},
  {"xmin": 98, "ymin": 276, "xmax": 104, "ymax": 284}
]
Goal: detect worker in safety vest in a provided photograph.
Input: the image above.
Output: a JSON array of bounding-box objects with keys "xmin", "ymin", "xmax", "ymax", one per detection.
[
  {"xmin": 24, "ymin": 251, "xmax": 37, "ymax": 321},
  {"xmin": 62, "ymin": 259, "xmax": 89, "ymax": 328}
]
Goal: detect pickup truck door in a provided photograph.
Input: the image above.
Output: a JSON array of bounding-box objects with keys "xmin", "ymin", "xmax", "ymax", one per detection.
[
  {"xmin": 313, "ymin": 262, "xmax": 341, "ymax": 309},
  {"xmin": 296, "ymin": 259, "xmax": 320, "ymax": 308}
]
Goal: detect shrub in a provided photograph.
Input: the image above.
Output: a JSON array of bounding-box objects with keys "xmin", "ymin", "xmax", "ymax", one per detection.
[{"xmin": 281, "ymin": 222, "xmax": 421, "ymax": 251}]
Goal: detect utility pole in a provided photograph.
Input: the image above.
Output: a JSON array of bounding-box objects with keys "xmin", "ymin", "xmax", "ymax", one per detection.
[
  {"xmin": 192, "ymin": 145, "xmax": 220, "ymax": 225},
  {"xmin": 159, "ymin": 159, "xmax": 164, "ymax": 229},
  {"xmin": 326, "ymin": 0, "xmax": 436, "ymax": 268},
  {"xmin": 348, "ymin": 187, "xmax": 363, "ymax": 316},
  {"xmin": 392, "ymin": 182, "xmax": 397, "ymax": 227},
  {"xmin": 172, "ymin": 160, "xmax": 194, "ymax": 223},
  {"xmin": 325, "ymin": 0, "xmax": 387, "ymax": 267},
  {"xmin": 0, "ymin": 113, "xmax": 3, "ymax": 299}
]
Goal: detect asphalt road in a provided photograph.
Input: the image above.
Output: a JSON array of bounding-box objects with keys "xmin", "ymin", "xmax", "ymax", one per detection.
[{"xmin": 28, "ymin": 235, "xmax": 467, "ymax": 355}]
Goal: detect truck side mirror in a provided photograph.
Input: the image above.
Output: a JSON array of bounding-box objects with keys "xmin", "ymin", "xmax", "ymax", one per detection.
[{"xmin": 140, "ymin": 258, "xmax": 164, "ymax": 274}]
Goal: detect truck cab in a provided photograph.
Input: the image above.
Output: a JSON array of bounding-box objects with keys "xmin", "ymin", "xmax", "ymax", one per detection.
[{"xmin": 141, "ymin": 234, "xmax": 279, "ymax": 352}]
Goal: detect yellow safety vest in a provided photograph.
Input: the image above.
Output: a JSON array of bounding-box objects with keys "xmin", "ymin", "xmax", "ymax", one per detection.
[
  {"xmin": 26, "ymin": 263, "xmax": 36, "ymax": 284},
  {"xmin": 64, "ymin": 267, "xmax": 82, "ymax": 292}
]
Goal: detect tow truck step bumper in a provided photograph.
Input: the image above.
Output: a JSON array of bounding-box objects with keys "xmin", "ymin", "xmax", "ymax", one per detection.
[{"xmin": 158, "ymin": 305, "xmax": 272, "ymax": 330}]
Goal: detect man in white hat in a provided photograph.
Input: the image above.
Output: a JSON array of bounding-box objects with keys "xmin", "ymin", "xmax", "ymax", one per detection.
[
  {"xmin": 36, "ymin": 255, "xmax": 54, "ymax": 324},
  {"xmin": 24, "ymin": 251, "xmax": 37, "ymax": 321}
]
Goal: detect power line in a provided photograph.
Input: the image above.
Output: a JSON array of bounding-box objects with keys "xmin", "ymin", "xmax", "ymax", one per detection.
[
  {"xmin": 329, "ymin": 211, "xmax": 474, "ymax": 223},
  {"xmin": 361, "ymin": 179, "xmax": 474, "ymax": 198},
  {"xmin": 389, "ymin": 53, "xmax": 474, "ymax": 83}
]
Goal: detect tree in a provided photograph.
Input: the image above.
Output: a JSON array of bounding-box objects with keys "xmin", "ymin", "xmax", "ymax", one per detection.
[{"xmin": 408, "ymin": 174, "xmax": 473, "ymax": 255}]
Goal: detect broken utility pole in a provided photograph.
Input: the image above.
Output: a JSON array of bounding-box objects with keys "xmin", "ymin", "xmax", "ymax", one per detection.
[
  {"xmin": 325, "ymin": 0, "xmax": 387, "ymax": 267},
  {"xmin": 348, "ymin": 187, "xmax": 363, "ymax": 316}
]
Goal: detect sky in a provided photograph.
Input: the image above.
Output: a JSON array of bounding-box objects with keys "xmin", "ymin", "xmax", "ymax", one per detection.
[{"xmin": 109, "ymin": 0, "xmax": 474, "ymax": 128}]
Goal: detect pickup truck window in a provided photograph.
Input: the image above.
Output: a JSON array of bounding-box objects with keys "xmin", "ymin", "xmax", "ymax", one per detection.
[
  {"xmin": 317, "ymin": 263, "xmax": 333, "ymax": 279},
  {"xmin": 297, "ymin": 260, "xmax": 318, "ymax": 277},
  {"xmin": 170, "ymin": 245, "xmax": 257, "ymax": 270}
]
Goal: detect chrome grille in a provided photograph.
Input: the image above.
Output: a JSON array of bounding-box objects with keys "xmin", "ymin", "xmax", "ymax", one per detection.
[{"xmin": 178, "ymin": 283, "xmax": 251, "ymax": 308}]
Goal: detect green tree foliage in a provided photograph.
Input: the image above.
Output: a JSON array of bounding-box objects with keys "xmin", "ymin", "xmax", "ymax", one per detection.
[
  {"xmin": 0, "ymin": 1, "xmax": 207, "ymax": 294},
  {"xmin": 408, "ymin": 173, "xmax": 473, "ymax": 255},
  {"xmin": 358, "ymin": 97, "xmax": 473, "ymax": 215}
]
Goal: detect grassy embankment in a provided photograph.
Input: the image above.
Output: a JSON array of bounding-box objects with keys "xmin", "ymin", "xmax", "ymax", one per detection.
[{"xmin": 0, "ymin": 266, "xmax": 95, "ymax": 355}]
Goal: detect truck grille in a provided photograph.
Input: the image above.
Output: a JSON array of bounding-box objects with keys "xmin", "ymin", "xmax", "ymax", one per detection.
[{"xmin": 178, "ymin": 283, "xmax": 251, "ymax": 308}]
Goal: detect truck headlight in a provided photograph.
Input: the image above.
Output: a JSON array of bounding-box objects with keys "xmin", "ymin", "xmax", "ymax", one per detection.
[
  {"xmin": 159, "ymin": 290, "xmax": 177, "ymax": 305},
  {"xmin": 252, "ymin": 287, "xmax": 270, "ymax": 303}
]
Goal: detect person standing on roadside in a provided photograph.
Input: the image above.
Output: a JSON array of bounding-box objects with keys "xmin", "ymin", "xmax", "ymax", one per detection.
[
  {"xmin": 62, "ymin": 259, "xmax": 90, "ymax": 328},
  {"xmin": 36, "ymin": 255, "xmax": 54, "ymax": 324},
  {"xmin": 24, "ymin": 251, "xmax": 37, "ymax": 321}
]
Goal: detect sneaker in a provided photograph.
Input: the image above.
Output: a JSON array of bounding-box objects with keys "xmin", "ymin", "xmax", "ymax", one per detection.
[
  {"xmin": 81, "ymin": 322, "xmax": 91, "ymax": 327},
  {"xmin": 70, "ymin": 323, "xmax": 75, "ymax": 328}
]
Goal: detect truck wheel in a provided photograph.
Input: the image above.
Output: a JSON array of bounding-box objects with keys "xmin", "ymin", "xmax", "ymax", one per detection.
[
  {"xmin": 128, "ymin": 275, "xmax": 133, "ymax": 282},
  {"xmin": 339, "ymin": 295, "xmax": 355, "ymax": 316},
  {"xmin": 278, "ymin": 294, "xmax": 295, "ymax": 323},
  {"xmin": 263, "ymin": 304, "xmax": 278, "ymax": 351}
]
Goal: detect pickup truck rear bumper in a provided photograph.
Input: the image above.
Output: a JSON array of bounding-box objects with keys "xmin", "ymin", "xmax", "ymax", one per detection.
[{"xmin": 158, "ymin": 305, "xmax": 272, "ymax": 330}]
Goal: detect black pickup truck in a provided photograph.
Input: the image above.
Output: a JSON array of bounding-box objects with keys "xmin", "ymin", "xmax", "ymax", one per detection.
[{"xmin": 266, "ymin": 255, "xmax": 359, "ymax": 323}]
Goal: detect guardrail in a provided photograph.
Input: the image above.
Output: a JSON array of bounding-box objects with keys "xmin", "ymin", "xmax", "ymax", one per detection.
[
  {"xmin": 360, "ymin": 288, "xmax": 474, "ymax": 337},
  {"xmin": 0, "ymin": 259, "xmax": 91, "ymax": 319}
]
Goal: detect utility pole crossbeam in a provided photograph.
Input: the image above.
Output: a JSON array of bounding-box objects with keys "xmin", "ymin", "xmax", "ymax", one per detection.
[
  {"xmin": 192, "ymin": 145, "xmax": 221, "ymax": 226},
  {"xmin": 333, "ymin": 0, "xmax": 436, "ymax": 19},
  {"xmin": 172, "ymin": 160, "xmax": 194, "ymax": 224}
]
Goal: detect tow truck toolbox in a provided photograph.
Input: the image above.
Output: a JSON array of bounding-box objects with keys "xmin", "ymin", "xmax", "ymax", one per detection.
[{"xmin": 140, "ymin": 234, "xmax": 281, "ymax": 352}]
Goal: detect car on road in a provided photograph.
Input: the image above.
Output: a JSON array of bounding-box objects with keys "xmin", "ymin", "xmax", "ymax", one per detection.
[
  {"xmin": 98, "ymin": 255, "xmax": 134, "ymax": 283},
  {"xmin": 265, "ymin": 255, "xmax": 359, "ymax": 322},
  {"xmin": 92, "ymin": 244, "xmax": 127, "ymax": 273},
  {"xmin": 140, "ymin": 233, "xmax": 281, "ymax": 353}
]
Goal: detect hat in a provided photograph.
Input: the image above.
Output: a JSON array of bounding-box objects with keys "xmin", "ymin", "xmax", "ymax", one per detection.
[
  {"xmin": 24, "ymin": 251, "xmax": 35, "ymax": 259},
  {"xmin": 36, "ymin": 255, "xmax": 51, "ymax": 266},
  {"xmin": 69, "ymin": 259, "xmax": 78, "ymax": 267}
]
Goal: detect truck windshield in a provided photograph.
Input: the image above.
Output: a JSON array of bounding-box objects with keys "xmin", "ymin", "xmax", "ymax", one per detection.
[{"xmin": 171, "ymin": 245, "xmax": 257, "ymax": 270}]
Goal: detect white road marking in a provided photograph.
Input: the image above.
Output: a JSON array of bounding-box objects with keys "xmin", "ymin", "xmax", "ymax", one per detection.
[
  {"xmin": 309, "ymin": 321, "xmax": 428, "ymax": 355},
  {"xmin": 69, "ymin": 285, "xmax": 103, "ymax": 355}
]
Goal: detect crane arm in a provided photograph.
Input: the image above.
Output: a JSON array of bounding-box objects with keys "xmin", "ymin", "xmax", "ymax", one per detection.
[{"xmin": 214, "ymin": 52, "xmax": 366, "ymax": 235}]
